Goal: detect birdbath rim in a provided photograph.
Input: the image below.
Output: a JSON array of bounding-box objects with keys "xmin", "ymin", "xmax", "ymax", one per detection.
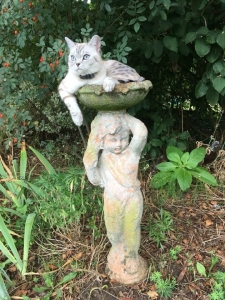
[{"xmin": 76, "ymin": 80, "xmax": 153, "ymax": 111}]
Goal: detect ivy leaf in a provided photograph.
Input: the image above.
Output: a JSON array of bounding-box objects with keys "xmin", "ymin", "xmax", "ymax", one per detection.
[
  {"xmin": 149, "ymin": 1, "xmax": 155, "ymax": 10},
  {"xmin": 137, "ymin": 7, "xmax": 146, "ymax": 13},
  {"xmin": 185, "ymin": 32, "xmax": 196, "ymax": 44},
  {"xmin": 151, "ymin": 138, "xmax": 163, "ymax": 147},
  {"xmin": 213, "ymin": 61, "xmax": 225, "ymax": 74},
  {"xmin": 134, "ymin": 22, "xmax": 140, "ymax": 32},
  {"xmin": 160, "ymin": 10, "xmax": 167, "ymax": 21},
  {"xmin": 195, "ymin": 38, "xmax": 210, "ymax": 57},
  {"xmin": 197, "ymin": 27, "xmax": 209, "ymax": 36},
  {"xmin": 129, "ymin": 18, "xmax": 137, "ymax": 25},
  {"xmin": 206, "ymin": 86, "xmax": 219, "ymax": 106},
  {"xmin": 162, "ymin": 0, "xmax": 171, "ymax": 10},
  {"xmin": 105, "ymin": 4, "xmax": 111, "ymax": 12},
  {"xmin": 206, "ymin": 45, "xmax": 221, "ymax": 63},
  {"xmin": 175, "ymin": 168, "xmax": 192, "ymax": 191},
  {"xmin": 206, "ymin": 30, "xmax": 220, "ymax": 44},
  {"xmin": 163, "ymin": 36, "xmax": 178, "ymax": 52},
  {"xmin": 212, "ymin": 77, "xmax": 225, "ymax": 93},
  {"xmin": 217, "ymin": 32, "xmax": 225, "ymax": 49},
  {"xmin": 138, "ymin": 16, "xmax": 147, "ymax": 22},
  {"xmin": 195, "ymin": 80, "xmax": 208, "ymax": 98}
]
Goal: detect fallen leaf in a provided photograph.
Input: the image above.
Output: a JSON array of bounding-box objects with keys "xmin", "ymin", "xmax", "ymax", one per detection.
[
  {"xmin": 74, "ymin": 252, "xmax": 83, "ymax": 260},
  {"xmin": 177, "ymin": 266, "xmax": 187, "ymax": 282},
  {"xmin": 178, "ymin": 212, "xmax": 184, "ymax": 218},
  {"xmin": 28, "ymin": 255, "xmax": 36, "ymax": 262},
  {"xmin": 147, "ymin": 290, "xmax": 159, "ymax": 299},
  {"xmin": 48, "ymin": 264, "xmax": 58, "ymax": 270},
  {"xmin": 195, "ymin": 253, "xmax": 203, "ymax": 261},
  {"xmin": 211, "ymin": 201, "xmax": 217, "ymax": 205},
  {"xmin": 205, "ymin": 219, "xmax": 213, "ymax": 227}
]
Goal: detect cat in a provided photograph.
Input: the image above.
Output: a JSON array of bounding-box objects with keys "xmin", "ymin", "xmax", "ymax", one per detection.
[{"xmin": 58, "ymin": 35, "xmax": 144, "ymax": 126}]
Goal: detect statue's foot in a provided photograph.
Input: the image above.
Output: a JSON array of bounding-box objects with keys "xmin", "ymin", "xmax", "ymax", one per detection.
[{"xmin": 106, "ymin": 252, "xmax": 148, "ymax": 285}]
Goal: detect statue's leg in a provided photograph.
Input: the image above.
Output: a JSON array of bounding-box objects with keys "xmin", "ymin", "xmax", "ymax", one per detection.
[
  {"xmin": 122, "ymin": 190, "xmax": 148, "ymax": 276},
  {"xmin": 103, "ymin": 192, "xmax": 125, "ymax": 260},
  {"xmin": 105, "ymin": 190, "xmax": 148, "ymax": 284},
  {"xmin": 123, "ymin": 190, "xmax": 143, "ymax": 257}
]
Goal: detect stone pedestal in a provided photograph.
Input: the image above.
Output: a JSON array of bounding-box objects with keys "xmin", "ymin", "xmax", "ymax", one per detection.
[{"xmin": 78, "ymin": 81, "xmax": 152, "ymax": 285}]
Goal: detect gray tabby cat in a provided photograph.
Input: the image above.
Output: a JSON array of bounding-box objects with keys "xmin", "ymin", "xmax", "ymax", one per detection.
[{"xmin": 58, "ymin": 35, "xmax": 144, "ymax": 126}]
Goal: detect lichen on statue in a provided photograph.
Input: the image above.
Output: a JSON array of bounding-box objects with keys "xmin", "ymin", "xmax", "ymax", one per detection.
[{"xmin": 83, "ymin": 111, "xmax": 148, "ymax": 284}]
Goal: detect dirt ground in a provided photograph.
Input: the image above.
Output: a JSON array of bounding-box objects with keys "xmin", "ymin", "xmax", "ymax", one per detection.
[{"xmin": 8, "ymin": 177, "xmax": 225, "ymax": 300}]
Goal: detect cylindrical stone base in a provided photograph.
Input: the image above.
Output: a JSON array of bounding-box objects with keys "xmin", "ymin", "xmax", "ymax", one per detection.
[{"xmin": 106, "ymin": 248, "xmax": 148, "ymax": 285}]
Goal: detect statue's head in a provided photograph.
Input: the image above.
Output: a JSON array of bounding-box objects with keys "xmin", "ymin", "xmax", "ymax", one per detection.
[{"xmin": 96, "ymin": 113, "xmax": 130, "ymax": 154}]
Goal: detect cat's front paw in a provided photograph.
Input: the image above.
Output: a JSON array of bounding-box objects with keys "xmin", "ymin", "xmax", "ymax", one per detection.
[
  {"xmin": 103, "ymin": 77, "xmax": 116, "ymax": 92},
  {"xmin": 70, "ymin": 110, "xmax": 83, "ymax": 126}
]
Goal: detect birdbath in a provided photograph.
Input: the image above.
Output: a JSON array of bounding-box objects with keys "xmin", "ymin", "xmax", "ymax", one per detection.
[{"xmin": 77, "ymin": 80, "xmax": 152, "ymax": 285}]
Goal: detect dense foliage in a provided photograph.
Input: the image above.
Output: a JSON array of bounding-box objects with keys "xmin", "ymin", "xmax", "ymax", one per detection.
[{"xmin": 1, "ymin": 0, "xmax": 225, "ymax": 157}]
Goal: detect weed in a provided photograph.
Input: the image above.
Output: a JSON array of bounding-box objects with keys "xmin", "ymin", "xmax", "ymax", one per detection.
[
  {"xmin": 209, "ymin": 271, "xmax": 225, "ymax": 300},
  {"xmin": 170, "ymin": 245, "xmax": 182, "ymax": 260},
  {"xmin": 86, "ymin": 215, "xmax": 103, "ymax": 239},
  {"xmin": 33, "ymin": 167, "xmax": 103, "ymax": 230},
  {"xmin": 146, "ymin": 208, "xmax": 173, "ymax": 248},
  {"xmin": 150, "ymin": 271, "xmax": 176, "ymax": 299},
  {"xmin": 196, "ymin": 253, "xmax": 219, "ymax": 278},
  {"xmin": 0, "ymin": 143, "xmax": 56, "ymax": 294},
  {"xmin": 151, "ymin": 146, "xmax": 218, "ymax": 191}
]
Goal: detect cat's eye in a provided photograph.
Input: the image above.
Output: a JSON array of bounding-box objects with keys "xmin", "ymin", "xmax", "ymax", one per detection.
[
  {"xmin": 83, "ymin": 54, "xmax": 90, "ymax": 60},
  {"xmin": 70, "ymin": 55, "xmax": 76, "ymax": 61}
]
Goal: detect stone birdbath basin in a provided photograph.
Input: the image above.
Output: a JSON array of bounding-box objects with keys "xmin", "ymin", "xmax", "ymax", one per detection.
[
  {"xmin": 78, "ymin": 80, "xmax": 152, "ymax": 285},
  {"xmin": 76, "ymin": 80, "xmax": 152, "ymax": 111}
]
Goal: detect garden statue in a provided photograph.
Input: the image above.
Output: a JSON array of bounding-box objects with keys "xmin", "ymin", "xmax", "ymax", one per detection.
[{"xmin": 78, "ymin": 80, "xmax": 152, "ymax": 284}]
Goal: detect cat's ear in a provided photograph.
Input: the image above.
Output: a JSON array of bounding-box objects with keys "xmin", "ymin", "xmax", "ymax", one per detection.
[
  {"xmin": 88, "ymin": 35, "xmax": 101, "ymax": 51},
  {"xmin": 65, "ymin": 37, "xmax": 76, "ymax": 49}
]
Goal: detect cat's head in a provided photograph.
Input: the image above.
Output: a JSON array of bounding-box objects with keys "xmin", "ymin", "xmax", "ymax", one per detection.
[{"xmin": 65, "ymin": 35, "xmax": 102, "ymax": 76}]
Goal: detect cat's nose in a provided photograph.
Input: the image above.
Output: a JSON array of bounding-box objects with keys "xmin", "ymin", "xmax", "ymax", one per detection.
[{"xmin": 76, "ymin": 63, "xmax": 80, "ymax": 67}]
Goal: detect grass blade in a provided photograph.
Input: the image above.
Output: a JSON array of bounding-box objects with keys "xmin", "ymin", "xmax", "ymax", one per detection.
[
  {"xmin": 0, "ymin": 240, "xmax": 18, "ymax": 266},
  {"xmin": 22, "ymin": 213, "xmax": 35, "ymax": 277},
  {"xmin": 0, "ymin": 184, "xmax": 22, "ymax": 208},
  {"xmin": 13, "ymin": 180, "xmax": 45, "ymax": 198},
  {"xmin": 20, "ymin": 141, "xmax": 27, "ymax": 180},
  {"xmin": 0, "ymin": 272, "xmax": 10, "ymax": 300},
  {"xmin": 28, "ymin": 146, "xmax": 56, "ymax": 175},
  {"xmin": 0, "ymin": 214, "xmax": 23, "ymax": 272}
]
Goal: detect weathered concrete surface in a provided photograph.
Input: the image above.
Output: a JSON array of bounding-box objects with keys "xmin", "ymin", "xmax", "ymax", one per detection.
[
  {"xmin": 83, "ymin": 112, "xmax": 149, "ymax": 284},
  {"xmin": 76, "ymin": 80, "xmax": 152, "ymax": 111}
]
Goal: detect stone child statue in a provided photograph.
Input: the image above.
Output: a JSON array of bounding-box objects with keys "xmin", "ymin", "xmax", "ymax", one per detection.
[{"xmin": 83, "ymin": 111, "xmax": 148, "ymax": 284}]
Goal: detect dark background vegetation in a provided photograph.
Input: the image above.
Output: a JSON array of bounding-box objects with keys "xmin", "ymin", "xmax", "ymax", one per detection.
[
  {"xmin": 1, "ymin": 1, "xmax": 225, "ymax": 299},
  {"xmin": 1, "ymin": 0, "xmax": 225, "ymax": 160}
]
